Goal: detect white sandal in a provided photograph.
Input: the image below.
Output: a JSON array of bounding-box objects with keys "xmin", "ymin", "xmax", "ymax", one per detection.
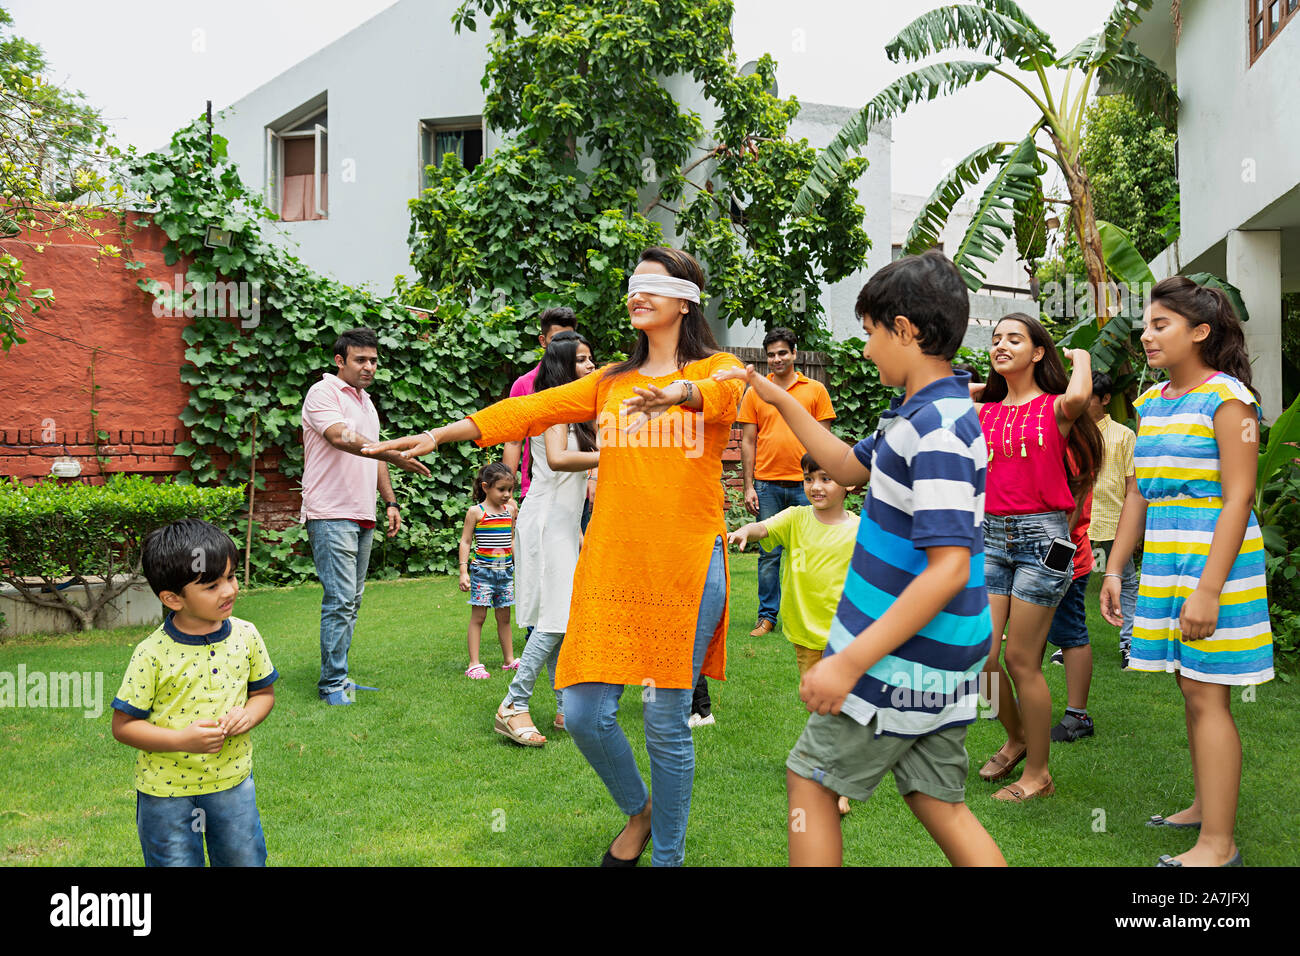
[{"xmin": 495, "ymin": 704, "xmax": 545, "ymax": 747}]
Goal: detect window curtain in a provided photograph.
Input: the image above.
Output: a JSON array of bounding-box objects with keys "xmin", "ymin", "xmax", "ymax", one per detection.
[{"xmin": 281, "ymin": 137, "xmax": 326, "ymax": 221}]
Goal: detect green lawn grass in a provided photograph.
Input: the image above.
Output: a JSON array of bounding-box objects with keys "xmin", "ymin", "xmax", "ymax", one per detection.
[{"xmin": 2, "ymin": 555, "xmax": 1296, "ymax": 866}]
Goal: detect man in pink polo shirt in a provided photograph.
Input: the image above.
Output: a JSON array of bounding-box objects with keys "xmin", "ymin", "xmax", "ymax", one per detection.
[
  {"xmin": 301, "ymin": 327, "xmax": 430, "ymax": 705},
  {"xmin": 502, "ymin": 307, "xmax": 578, "ymax": 499}
]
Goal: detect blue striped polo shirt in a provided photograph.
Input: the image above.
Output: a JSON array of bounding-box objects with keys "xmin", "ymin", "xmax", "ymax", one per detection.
[{"xmin": 827, "ymin": 371, "xmax": 992, "ymax": 737}]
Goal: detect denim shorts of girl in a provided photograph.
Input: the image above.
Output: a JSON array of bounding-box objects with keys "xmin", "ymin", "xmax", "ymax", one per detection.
[
  {"xmin": 983, "ymin": 510, "xmax": 1072, "ymax": 608},
  {"xmin": 469, "ymin": 559, "xmax": 515, "ymax": 608}
]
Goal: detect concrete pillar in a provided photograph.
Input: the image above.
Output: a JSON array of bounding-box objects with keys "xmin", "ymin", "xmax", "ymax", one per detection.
[{"xmin": 1226, "ymin": 229, "xmax": 1282, "ymax": 423}]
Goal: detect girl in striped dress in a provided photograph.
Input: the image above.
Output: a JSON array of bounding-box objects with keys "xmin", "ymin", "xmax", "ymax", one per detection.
[
  {"xmin": 458, "ymin": 462, "xmax": 519, "ymax": 679},
  {"xmin": 1102, "ymin": 276, "xmax": 1272, "ymax": 867}
]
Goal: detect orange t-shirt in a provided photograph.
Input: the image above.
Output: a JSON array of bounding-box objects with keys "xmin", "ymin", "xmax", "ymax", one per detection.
[
  {"xmin": 469, "ymin": 353, "xmax": 745, "ymax": 690},
  {"xmin": 737, "ymin": 372, "xmax": 835, "ymax": 481}
]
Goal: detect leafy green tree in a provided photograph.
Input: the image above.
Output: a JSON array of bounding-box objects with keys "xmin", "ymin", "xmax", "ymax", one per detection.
[
  {"xmin": 404, "ymin": 0, "xmax": 869, "ymax": 358},
  {"xmin": 794, "ymin": 0, "xmax": 1176, "ymax": 347},
  {"xmin": 0, "ymin": 6, "xmax": 121, "ymax": 350}
]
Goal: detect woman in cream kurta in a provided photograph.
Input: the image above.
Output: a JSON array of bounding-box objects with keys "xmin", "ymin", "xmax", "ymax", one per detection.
[{"xmin": 365, "ymin": 247, "xmax": 743, "ymax": 866}]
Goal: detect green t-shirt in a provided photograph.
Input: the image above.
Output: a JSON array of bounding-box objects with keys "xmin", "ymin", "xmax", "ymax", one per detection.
[
  {"xmin": 112, "ymin": 614, "xmax": 277, "ymax": 797},
  {"xmin": 762, "ymin": 505, "xmax": 859, "ymax": 650}
]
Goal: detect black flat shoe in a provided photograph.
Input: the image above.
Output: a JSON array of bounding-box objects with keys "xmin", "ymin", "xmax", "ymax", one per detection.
[
  {"xmin": 600, "ymin": 822, "xmax": 652, "ymax": 867},
  {"xmin": 1146, "ymin": 814, "xmax": 1201, "ymax": 830}
]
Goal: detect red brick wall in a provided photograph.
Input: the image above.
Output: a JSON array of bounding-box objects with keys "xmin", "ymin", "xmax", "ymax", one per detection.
[{"xmin": 0, "ymin": 212, "xmax": 301, "ymax": 528}]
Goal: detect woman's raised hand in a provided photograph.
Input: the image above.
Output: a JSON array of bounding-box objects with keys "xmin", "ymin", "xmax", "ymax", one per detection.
[{"xmin": 362, "ymin": 432, "xmax": 436, "ymax": 460}]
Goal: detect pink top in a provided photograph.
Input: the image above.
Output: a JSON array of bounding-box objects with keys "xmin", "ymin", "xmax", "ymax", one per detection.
[
  {"xmin": 300, "ymin": 373, "xmax": 382, "ymax": 522},
  {"xmin": 509, "ymin": 364, "xmax": 541, "ymax": 496},
  {"xmin": 980, "ymin": 393, "xmax": 1074, "ymax": 516}
]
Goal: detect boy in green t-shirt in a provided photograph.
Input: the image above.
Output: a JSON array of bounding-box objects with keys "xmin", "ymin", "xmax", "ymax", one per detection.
[
  {"xmin": 730, "ymin": 453, "xmax": 859, "ymax": 813},
  {"xmin": 730, "ymin": 453, "xmax": 859, "ymax": 677},
  {"xmin": 111, "ymin": 519, "xmax": 278, "ymax": 866}
]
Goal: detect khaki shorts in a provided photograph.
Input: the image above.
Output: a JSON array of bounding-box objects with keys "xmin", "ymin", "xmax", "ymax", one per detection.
[{"xmin": 786, "ymin": 711, "xmax": 970, "ymax": 804}]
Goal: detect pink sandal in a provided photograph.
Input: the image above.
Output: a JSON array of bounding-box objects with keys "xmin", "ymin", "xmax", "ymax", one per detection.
[
  {"xmin": 465, "ymin": 663, "xmax": 491, "ymax": 680},
  {"xmin": 501, "ymin": 660, "xmax": 521, "ymax": 671}
]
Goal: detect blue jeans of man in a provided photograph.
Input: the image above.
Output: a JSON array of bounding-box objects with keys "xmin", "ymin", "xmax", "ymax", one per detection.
[
  {"xmin": 307, "ymin": 518, "xmax": 374, "ymax": 697},
  {"xmin": 564, "ymin": 536, "xmax": 726, "ymax": 867},
  {"xmin": 503, "ymin": 629, "xmax": 564, "ymax": 718},
  {"xmin": 755, "ymin": 479, "xmax": 809, "ymax": 625},
  {"xmin": 136, "ymin": 774, "xmax": 266, "ymax": 867}
]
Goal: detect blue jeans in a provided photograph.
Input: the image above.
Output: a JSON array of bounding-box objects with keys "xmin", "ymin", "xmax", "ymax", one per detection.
[
  {"xmin": 755, "ymin": 480, "xmax": 808, "ymax": 624},
  {"xmin": 307, "ymin": 518, "xmax": 374, "ymax": 697},
  {"xmin": 564, "ymin": 536, "xmax": 726, "ymax": 867},
  {"xmin": 503, "ymin": 629, "xmax": 564, "ymax": 718},
  {"xmin": 136, "ymin": 775, "xmax": 266, "ymax": 867}
]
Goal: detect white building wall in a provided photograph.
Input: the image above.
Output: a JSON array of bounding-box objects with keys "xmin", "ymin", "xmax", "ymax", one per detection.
[
  {"xmin": 1174, "ymin": 1, "xmax": 1300, "ymax": 267},
  {"xmin": 891, "ymin": 192, "xmax": 1029, "ymax": 292},
  {"xmin": 215, "ymin": 0, "xmax": 493, "ymax": 296}
]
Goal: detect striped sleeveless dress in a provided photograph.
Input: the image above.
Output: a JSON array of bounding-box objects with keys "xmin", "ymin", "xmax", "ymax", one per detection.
[
  {"xmin": 1131, "ymin": 373, "xmax": 1273, "ymax": 684},
  {"xmin": 473, "ymin": 509, "xmax": 514, "ymax": 565}
]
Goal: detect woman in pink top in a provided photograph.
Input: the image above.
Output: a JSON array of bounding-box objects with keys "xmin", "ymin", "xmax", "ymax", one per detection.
[{"xmin": 973, "ymin": 313, "xmax": 1101, "ymax": 802}]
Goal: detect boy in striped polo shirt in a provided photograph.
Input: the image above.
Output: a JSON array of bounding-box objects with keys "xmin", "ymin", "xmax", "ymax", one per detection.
[{"xmin": 718, "ymin": 251, "xmax": 1004, "ymax": 865}]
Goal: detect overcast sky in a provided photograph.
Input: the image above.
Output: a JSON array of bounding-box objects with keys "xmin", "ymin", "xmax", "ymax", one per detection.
[{"xmin": 8, "ymin": 0, "xmax": 1116, "ymax": 196}]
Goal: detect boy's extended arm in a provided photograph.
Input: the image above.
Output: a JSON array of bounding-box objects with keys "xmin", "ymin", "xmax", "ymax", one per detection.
[
  {"xmin": 726, "ymin": 520, "xmax": 769, "ymax": 550},
  {"xmin": 801, "ymin": 546, "xmax": 971, "ymax": 715},
  {"xmin": 717, "ymin": 367, "xmax": 869, "ymax": 487}
]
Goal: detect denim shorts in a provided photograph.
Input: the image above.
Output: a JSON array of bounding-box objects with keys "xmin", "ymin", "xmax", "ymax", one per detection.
[
  {"xmin": 983, "ymin": 511, "xmax": 1072, "ymax": 608},
  {"xmin": 469, "ymin": 559, "xmax": 514, "ymax": 608},
  {"xmin": 1045, "ymin": 574, "xmax": 1090, "ymax": 648}
]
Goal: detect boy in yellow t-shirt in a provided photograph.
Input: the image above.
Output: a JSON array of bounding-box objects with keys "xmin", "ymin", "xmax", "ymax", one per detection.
[
  {"xmin": 730, "ymin": 453, "xmax": 858, "ymax": 813},
  {"xmin": 111, "ymin": 519, "xmax": 277, "ymax": 866},
  {"xmin": 729, "ymin": 453, "xmax": 859, "ymax": 676}
]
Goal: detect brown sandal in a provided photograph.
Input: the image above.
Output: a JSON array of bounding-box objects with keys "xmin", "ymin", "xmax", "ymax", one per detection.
[
  {"xmin": 978, "ymin": 744, "xmax": 1026, "ymax": 782},
  {"xmin": 992, "ymin": 776, "xmax": 1055, "ymax": 802}
]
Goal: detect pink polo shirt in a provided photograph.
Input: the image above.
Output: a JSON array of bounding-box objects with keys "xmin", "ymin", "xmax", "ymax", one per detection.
[
  {"xmin": 509, "ymin": 364, "xmax": 541, "ymax": 496},
  {"xmin": 300, "ymin": 373, "xmax": 382, "ymax": 522}
]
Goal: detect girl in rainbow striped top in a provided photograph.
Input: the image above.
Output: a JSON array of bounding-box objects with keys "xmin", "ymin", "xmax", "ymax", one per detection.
[
  {"xmin": 458, "ymin": 462, "xmax": 519, "ymax": 679},
  {"xmin": 1102, "ymin": 276, "xmax": 1272, "ymax": 867}
]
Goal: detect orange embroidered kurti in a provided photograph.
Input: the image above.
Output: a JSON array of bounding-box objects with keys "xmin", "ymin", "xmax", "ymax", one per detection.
[{"xmin": 469, "ymin": 352, "xmax": 744, "ymax": 690}]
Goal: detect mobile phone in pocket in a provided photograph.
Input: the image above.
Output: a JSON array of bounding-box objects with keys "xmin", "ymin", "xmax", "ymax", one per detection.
[{"xmin": 1042, "ymin": 536, "xmax": 1078, "ymax": 574}]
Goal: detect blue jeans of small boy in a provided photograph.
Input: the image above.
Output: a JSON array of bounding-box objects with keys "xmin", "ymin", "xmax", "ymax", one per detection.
[
  {"xmin": 307, "ymin": 518, "xmax": 374, "ymax": 697},
  {"xmin": 755, "ymin": 480, "xmax": 808, "ymax": 625},
  {"xmin": 503, "ymin": 629, "xmax": 564, "ymax": 718},
  {"xmin": 136, "ymin": 774, "xmax": 266, "ymax": 867},
  {"xmin": 564, "ymin": 536, "xmax": 726, "ymax": 867}
]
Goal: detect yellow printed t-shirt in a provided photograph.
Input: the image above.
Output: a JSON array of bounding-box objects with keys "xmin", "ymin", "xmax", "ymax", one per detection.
[
  {"xmin": 112, "ymin": 614, "xmax": 277, "ymax": 797},
  {"xmin": 738, "ymin": 373, "xmax": 835, "ymax": 481},
  {"xmin": 761, "ymin": 505, "xmax": 859, "ymax": 650}
]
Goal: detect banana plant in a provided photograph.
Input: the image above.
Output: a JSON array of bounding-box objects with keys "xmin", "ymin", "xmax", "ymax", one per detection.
[{"xmin": 794, "ymin": 0, "xmax": 1176, "ymax": 313}]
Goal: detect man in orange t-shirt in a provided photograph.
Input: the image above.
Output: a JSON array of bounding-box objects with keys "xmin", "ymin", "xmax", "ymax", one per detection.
[{"xmin": 738, "ymin": 328, "xmax": 835, "ymax": 638}]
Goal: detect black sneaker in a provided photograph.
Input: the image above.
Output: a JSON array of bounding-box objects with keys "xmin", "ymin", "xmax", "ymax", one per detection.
[
  {"xmin": 1049, "ymin": 649, "xmax": 1064, "ymax": 666},
  {"xmin": 1051, "ymin": 712, "xmax": 1094, "ymax": 742},
  {"xmin": 1120, "ymin": 647, "xmax": 1130, "ymax": 670}
]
